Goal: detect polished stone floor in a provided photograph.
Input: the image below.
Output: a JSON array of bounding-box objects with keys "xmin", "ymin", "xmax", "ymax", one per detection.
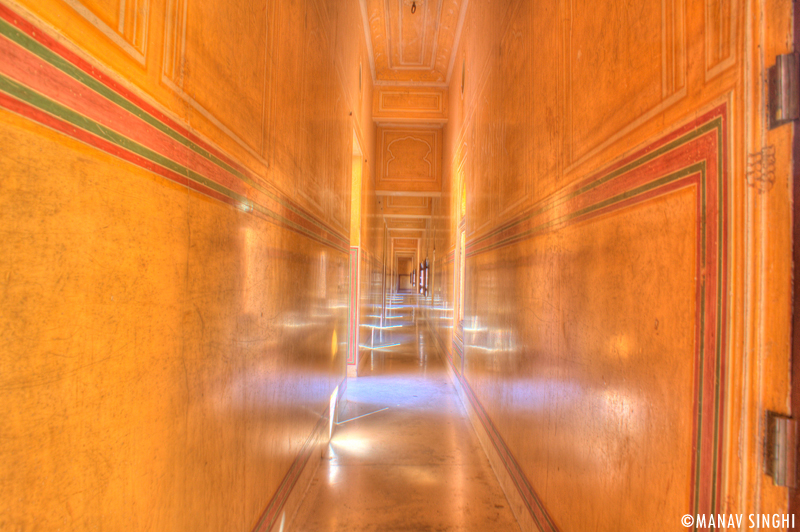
[{"xmin": 292, "ymin": 294, "xmax": 520, "ymax": 531}]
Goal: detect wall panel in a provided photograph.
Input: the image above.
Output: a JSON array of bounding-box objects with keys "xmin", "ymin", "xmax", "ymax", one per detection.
[
  {"xmin": 0, "ymin": 0, "xmax": 375, "ymax": 530},
  {"xmin": 424, "ymin": 0, "xmax": 792, "ymax": 530},
  {"xmin": 565, "ymin": 0, "xmax": 687, "ymax": 168},
  {"xmin": 704, "ymin": 0, "xmax": 737, "ymax": 78},
  {"xmin": 376, "ymin": 125, "xmax": 442, "ymax": 192},
  {"xmin": 65, "ymin": 0, "xmax": 149, "ymax": 62},
  {"xmin": 163, "ymin": 0, "xmax": 271, "ymax": 158},
  {"xmin": 372, "ymin": 86, "xmax": 448, "ymax": 123},
  {"xmin": 298, "ymin": 3, "xmax": 331, "ymax": 216}
]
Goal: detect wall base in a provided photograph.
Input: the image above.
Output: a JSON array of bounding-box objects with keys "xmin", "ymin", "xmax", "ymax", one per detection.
[
  {"xmin": 424, "ymin": 320, "xmax": 536, "ymax": 532},
  {"xmin": 256, "ymin": 381, "xmax": 346, "ymax": 532}
]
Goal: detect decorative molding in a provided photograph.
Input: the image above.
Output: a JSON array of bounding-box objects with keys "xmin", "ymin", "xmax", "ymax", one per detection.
[
  {"xmin": 386, "ymin": 218, "xmax": 428, "ymax": 229},
  {"xmin": 364, "ymin": 0, "xmax": 463, "ymax": 83},
  {"xmin": 373, "ymin": 86, "xmax": 448, "ymax": 122},
  {"xmin": 374, "ymin": 79, "xmax": 448, "ymax": 88},
  {"xmin": 329, "ymin": 94, "xmax": 351, "ymax": 234},
  {"xmin": 358, "ymin": 0, "xmax": 377, "ymax": 83},
  {"xmin": 377, "ymin": 126, "xmax": 442, "ymax": 192},
  {"xmin": 462, "ymin": 106, "xmax": 729, "ymax": 529},
  {"xmin": 444, "ymin": 0, "xmax": 468, "ymax": 85},
  {"xmin": 62, "ymin": 0, "xmax": 149, "ymax": 64},
  {"xmin": 386, "ymin": 136, "xmax": 434, "ymax": 180},
  {"xmin": 388, "ymin": 195, "xmax": 429, "ymax": 207},
  {"xmin": 704, "ymin": 0, "xmax": 737, "ymax": 80},
  {"xmin": 383, "ymin": 213, "xmax": 433, "ymax": 219},
  {"xmin": 392, "ymin": 238, "xmax": 419, "ymax": 248},
  {"xmin": 161, "ymin": 0, "xmax": 270, "ymax": 164},
  {"xmin": 662, "ymin": 0, "xmax": 687, "ymax": 97},
  {"xmin": 563, "ymin": 0, "xmax": 687, "ymax": 171},
  {"xmin": 162, "ymin": 0, "xmax": 186, "ymax": 84},
  {"xmin": 0, "ymin": 4, "xmax": 347, "ymax": 255},
  {"xmin": 466, "ymin": 118, "xmax": 492, "ymax": 235},
  {"xmin": 393, "ymin": 0, "xmax": 438, "ymax": 68},
  {"xmin": 377, "ymin": 190, "xmax": 442, "ymax": 197},
  {"xmin": 495, "ymin": 0, "xmax": 531, "ymax": 222}
]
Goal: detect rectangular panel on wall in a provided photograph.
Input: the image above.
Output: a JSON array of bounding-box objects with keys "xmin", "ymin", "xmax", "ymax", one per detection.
[
  {"xmin": 298, "ymin": 3, "xmax": 331, "ymax": 216},
  {"xmin": 387, "ymin": 195, "xmax": 427, "ymax": 208},
  {"xmin": 462, "ymin": 107, "xmax": 729, "ymax": 529},
  {"xmin": 461, "ymin": 0, "xmax": 493, "ymax": 106},
  {"xmin": 565, "ymin": 0, "xmax": 686, "ymax": 170},
  {"xmin": 365, "ymin": 0, "xmax": 463, "ymax": 84},
  {"xmin": 391, "ymin": 230, "xmax": 425, "ymax": 240},
  {"xmin": 372, "ymin": 86, "xmax": 448, "ymax": 123},
  {"xmin": 387, "ymin": 219, "xmax": 427, "ymax": 230},
  {"xmin": 497, "ymin": 0, "xmax": 532, "ymax": 220},
  {"xmin": 468, "ymin": 80, "xmax": 495, "ymax": 236},
  {"xmin": 393, "ymin": 238, "xmax": 418, "ymax": 249},
  {"xmin": 12, "ymin": 0, "xmax": 150, "ymax": 67},
  {"xmin": 382, "ymin": 195, "xmax": 432, "ymax": 216},
  {"xmin": 704, "ymin": 0, "xmax": 737, "ymax": 79},
  {"xmin": 376, "ymin": 126, "xmax": 442, "ymax": 193},
  {"xmin": 162, "ymin": 0, "xmax": 271, "ymax": 160},
  {"xmin": 268, "ymin": 0, "xmax": 306, "ymax": 178},
  {"xmin": 63, "ymin": 0, "xmax": 149, "ymax": 62},
  {"xmin": 332, "ymin": 1, "xmax": 363, "ymax": 114},
  {"xmin": 530, "ymin": 0, "xmax": 559, "ymax": 201},
  {"xmin": 330, "ymin": 90, "xmax": 350, "ymax": 234}
]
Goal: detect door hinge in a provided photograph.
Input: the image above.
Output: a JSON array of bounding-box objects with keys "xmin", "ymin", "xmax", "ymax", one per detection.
[
  {"xmin": 768, "ymin": 53, "xmax": 800, "ymax": 130},
  {"xmin": 765, "ymin": 411, "xmax": 797, "ymax": 487}
]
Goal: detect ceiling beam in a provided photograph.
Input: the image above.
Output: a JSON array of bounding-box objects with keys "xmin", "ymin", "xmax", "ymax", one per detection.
[
  {"xmin": 373, "ymin": 118, "xmax": 447, "ymax": 126},
  {"xmin": 382, "ymin": 213, "xmax": 432, "ymax": 219},
  {"xmin": 377, "ymin": 190, "xmax": 442, "ymax": 197}
]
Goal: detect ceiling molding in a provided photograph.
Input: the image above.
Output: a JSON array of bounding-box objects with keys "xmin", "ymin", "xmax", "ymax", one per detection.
[
  {"xmin": 377, "ymin": 190, "xmax": 442, "ymax": 197},
  {"xmin": 358, "ymin": 0, "xmax": 377, "ymax": 83},
  {"xmin": 374, "ymin": 118, "xmax": 447, "ymax": 126},
  {"xmin": 382, "ymin": 213, "xmax": 432, "ymax": 219},
  {"xmin": 445, "ymin": 0, "xmax": 469, "ymax": 85},
  {"xmin": 365, "ymin": 0, "xmax": 464, "ymax": 85},
  {"xmin": 374, "ymin": 80, "xmax": 449, "ymax": 88}
]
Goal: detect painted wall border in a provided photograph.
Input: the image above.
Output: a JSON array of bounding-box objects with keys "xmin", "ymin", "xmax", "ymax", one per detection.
[
  {"xmin": 430, "ymin": 105, "xmax": 729, "ymax": 531},
  {"xmin": 0, "ymin": 3, "xmax": 348, "ymax": 254}
]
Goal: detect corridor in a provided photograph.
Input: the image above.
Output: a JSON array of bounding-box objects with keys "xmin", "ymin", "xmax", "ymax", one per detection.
[
  {"xmin": 293, "ymin": 295, "xmax": 519, "ymax": 531},
  {"xmin": 0, "ymin": 0, "xmax": 797, "ymax": 530}
]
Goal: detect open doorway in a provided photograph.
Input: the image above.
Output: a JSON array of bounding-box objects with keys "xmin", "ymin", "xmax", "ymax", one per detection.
[{"xmin": 396, "ymin": 254, "xmax": 415, "ymax": 292}]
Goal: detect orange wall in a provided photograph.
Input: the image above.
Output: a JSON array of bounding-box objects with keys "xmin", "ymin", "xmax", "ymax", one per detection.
[
  {"xmin": 0, "ymin": 0, "xmax": 374, "ymax": 530},
  {"xmin": 425, "ymin": 0, "xmax": 794, "ymax": 529}
]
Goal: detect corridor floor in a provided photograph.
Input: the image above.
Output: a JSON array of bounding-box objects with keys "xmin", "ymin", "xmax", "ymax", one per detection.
[{"xmin": 292, "ymin": 295, "xmax": 520, "ymax": 531}]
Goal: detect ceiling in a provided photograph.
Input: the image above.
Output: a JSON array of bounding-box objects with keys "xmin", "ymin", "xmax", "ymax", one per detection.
[
  {"xmin": 362, "ymin": 0, "xmax": 467, "ymax": 86},
  {"xmin": 361, "ymin": 0, "xmax": 464, "ymax": 262}
]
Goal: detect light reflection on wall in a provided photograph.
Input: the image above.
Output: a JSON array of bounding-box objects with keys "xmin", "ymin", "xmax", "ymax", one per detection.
[
  {"xmin": 318, "ymin": 251, "xmax": 328, "ymax": 299},
  {"xmin": 242, "ymin": 226, "xmax": 260, "ymax": 313}
]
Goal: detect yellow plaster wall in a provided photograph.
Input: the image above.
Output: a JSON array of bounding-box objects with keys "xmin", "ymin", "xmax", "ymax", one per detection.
[
  {"xmin": 425, "ymin": 0, "xmax": 795, "ymax": 529},
  {"xmin": 0, "ymin": 0, "xmax": 376, "ymax": 529}
]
